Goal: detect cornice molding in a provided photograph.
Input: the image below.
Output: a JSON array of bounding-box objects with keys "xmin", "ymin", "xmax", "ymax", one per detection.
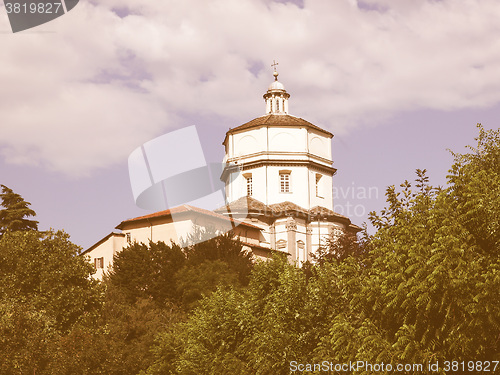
[{"xmin": 237, "ymin": 159, "xmax": 336, "ymax": 175}]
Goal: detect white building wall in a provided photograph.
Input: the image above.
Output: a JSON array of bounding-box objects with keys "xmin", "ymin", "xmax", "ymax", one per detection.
[
  {"xmin": 309, "ymin": 170, "xmax": 334, "ymax": 210},
  {"xmin": 84, "ymin": 234, "xmax": 126, "ymax": 279},
  {"xmin": 225, "ymin": 124, "xmax": 335, "ymax": 211},
  {"xmin": 267, "ymin": 165, "xmax": 310, "ymax": 208},
  {"xmin": 308, "ymin": 130, "xmax": 332, "ymax": 160},
  {"xmin": 266, "ymin": 219, "xmax": 347, "ymax": 263},
  {"xmin": 232, "ymin": 128, "xmax": 267, "ymax": 157},
  {"xmin": 85, "ymin": 212, "xmax": 266, "ymax": 280},
  {"xmin": 123, "ymin": 224, "xmax": 154, "ymax": 245},
  {"xmin": 309, "ymin": 222, "xmax": 345, "ymax": 253},
  {"xmin": 294, "ymin": 219, "xmax": 308, "ymax": 264},
  {"xmin": 231, "ymin": 166, "xmax": 268, "ymax": 204},
  {"xmin": 268, "ymin": 127, "xmax": 304, "ymax": 152}
]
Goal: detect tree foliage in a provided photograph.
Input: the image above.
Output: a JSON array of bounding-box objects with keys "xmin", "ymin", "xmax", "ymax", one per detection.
[
  {"xmin": 0, "ymin": 230, "xmax": 104, "ymax": 374},
  {"xmin": 106, "ymin": 240, "xmax": 186, "ymax": 305},
  {"xmin": 148, "ymin": 125, "xmax": 500, "ymax": 374},
  {"xmin": 2, "ymin": 125, "xmax": 498, "ymax": 374},
  {"xmin": 98, "ymin": 230, "xmax": 254, "ymax": 374},
  {"xmin": 0, "ymin": 230, "xmax": 102, "ymax": 332},
  {"xmin": 310, "ymin": 227, "xmax": 368, "ymax": 265},
  {"xmin": 106, "ymin": 230, "xmax": 253, "ymax": 309},
  {"xmin": 0, "ymin": 185, "xmax": 38, "ymax": 239}
]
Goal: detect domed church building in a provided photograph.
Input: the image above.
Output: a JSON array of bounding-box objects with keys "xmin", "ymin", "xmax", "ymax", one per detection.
[
  {"xmin": 216, "ymin": 67, "xmax": 361, "ymax": 264},
  {"xmin": 84, "ymin": 65, "xmax": 360, "ymax": 278}
]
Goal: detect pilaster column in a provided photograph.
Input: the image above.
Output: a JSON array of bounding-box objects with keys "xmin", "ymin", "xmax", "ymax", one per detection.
[
  {"xmin": 270, "ymin": 223, "xmax": 276, "ymax": 250},
  {"xmin": 306, "ymin": 227, "xmax": 313, "ymax": 261},
  {"xmin": 286, "ymin": 217, "xmax": 297, "ymax": 263}
]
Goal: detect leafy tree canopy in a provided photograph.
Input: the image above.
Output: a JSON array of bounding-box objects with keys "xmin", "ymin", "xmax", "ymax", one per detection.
[
  {"xmin": 106, "ymin": 230, "xmax": 253, "ymax": 309},
  {"xmin": 0, "ymin": 230, "xmax": 104, "ymax": 374},
  {"xmin": 100, "ymin": 230, "xmax": 254, "ymax": 374},
  {"xmin": 148, "ymin": 125, "xmax": 500, "ymax": 374},
  {"xmin": 0, "ymin": 230, "xmax": 103, "ymax": 332},
  {"xmin": 0, "ymin": 184, "xmax": 38, "ymax": 238}
]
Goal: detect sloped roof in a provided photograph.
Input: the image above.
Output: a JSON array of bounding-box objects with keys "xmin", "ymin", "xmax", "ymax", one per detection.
[
  {"xmin": 309, "ymin": 205, "xmax": 349, "ymax": 220},
  {"xmin": 309, "ymin": 205, "xmax": 363, "ymax": 231},
  {"xmin": 81, "ymin": 232, "xmax": 125, "ymax": 255},
  {"xmin": 216, "ymin": 198, "xmax": 361, "ymax": 231},
  {"xmin": 214, "ymin": 196, "xmax": 270, "ymax": 214},
  {"xmin": 116, "ymin": 204, "xmax": 261, "ymax": 230},
  {"xmin": 268, "ymin": 201, "xmax": 308, "ymax": 215},
  {"xmin": 223, "ymin": 114, "xmax": 333, "ymax": 144}
]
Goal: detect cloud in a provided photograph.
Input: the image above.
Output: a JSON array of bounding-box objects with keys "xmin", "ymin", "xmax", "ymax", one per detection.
[{"xmin": 1, "ymin": 0, "xmax": 500, "ymax": 176}]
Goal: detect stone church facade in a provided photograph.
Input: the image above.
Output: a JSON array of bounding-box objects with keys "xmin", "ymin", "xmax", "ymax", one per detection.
[{"xmin": 84, "ymin": 68, "xmax": 360, "ymax": 278}]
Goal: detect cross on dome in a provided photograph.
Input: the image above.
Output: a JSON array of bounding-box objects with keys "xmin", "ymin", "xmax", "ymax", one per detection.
[{"xmin": 271, "ymin": 60, "xmax": 279, "ymax": 81}]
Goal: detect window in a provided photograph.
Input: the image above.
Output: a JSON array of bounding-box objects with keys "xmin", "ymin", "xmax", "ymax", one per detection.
[
  {"xmin": 315, "ymin": 174, "xmax": 323, "ymax": 197},
  {"xmin": 126, "ymin": 232, "xmax": 131, "ymax": 244},
  {"xmin": 280, "ymin": 171, "xmax": 290, "ymax": 193},
  {"xmin": 94, "ymin": 257, "xmax": 104, "ymax": 269},
  {"xmin": 246, "ymin": 175, "xmax": 253, "ymax": 196}
]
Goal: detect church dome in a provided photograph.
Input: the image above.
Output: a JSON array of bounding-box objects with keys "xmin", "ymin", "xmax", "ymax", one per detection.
[
  {"xmin": 268, "ymin": 80, "xmax": 286, "ymax": 91},
  {"xmin": 263, "ymin": 66, "xmax": 290, "ymax": 114}
]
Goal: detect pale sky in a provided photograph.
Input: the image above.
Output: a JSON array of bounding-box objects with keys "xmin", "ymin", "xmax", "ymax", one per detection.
[{"xmin": 1, "ymin": 0, "xmax": 498, "ymax": 249}]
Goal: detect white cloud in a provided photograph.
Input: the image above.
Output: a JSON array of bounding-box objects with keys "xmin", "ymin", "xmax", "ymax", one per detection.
[{"xmin": 1, "ymin": 0, "xmax": 500, "ymax": 176}]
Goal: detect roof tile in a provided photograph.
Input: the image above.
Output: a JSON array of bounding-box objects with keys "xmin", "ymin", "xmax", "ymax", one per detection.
[
  {"xmin": 225, "ymin": 114, "xmax": 333, "ymax": 140},
  {"xmin": 116, "ymin": 205, "xmax": 261, "ymax": 230}
]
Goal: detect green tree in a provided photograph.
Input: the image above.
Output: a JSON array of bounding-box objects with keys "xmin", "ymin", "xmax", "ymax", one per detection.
[
  {"xmin": 103, "ymin": 231, "xmax": 254, "ymax": 374},
  {"xmin": 0, "ymin": 298, "xmax": 59, "ymax": 375},
  {"xmin": 314, "ymin": 128, "xmax": 500, "ymax": 371},
  {"xmin": 0, "ymin": 230, "xmax": 102, "ymax": 332},
  {"xmin": 175, "ymin": 287, "xmax": 253, "ymax": 375},
  {"xmin": 182, "ymin": 229, "xmax": 254, "ymax": 286},
  {"xmin": 98, "ymin": 293, "xmax": 184, "ymax": 375},
  {"xmin": 0, "ymin": 185, "xmax": 38, "ymax": 238},
  {"xmin": 152, "ymin": 125, "xmax": 500, "ymax": 374},
  {"xmin": 0, "ymin": 230, "xmax": 104, "ymax": 374},
  {"xmin": 46, "ymin": 324, "xmax": 117, "ymax": 375},
  {"xmin": 448, "ymin": 123, "xmax": 500, "ymax": 255},
  {"xmin": 106, "ymin": 240, "xmax": 186, "ymax": 305},
  {"xmin": 106, "ymin": 231, "xmax": 253, "ymax": 309},
  {"xmin": 310, "ymin": 228, "xmax": 368, "ymax": 265},
  {"xmin": 149, "ymin": 255, "xmax": 329, "ymax": 374},
  {"xmin": 174, "ymin": 260, "xmax": 240, "ymax": 309}
]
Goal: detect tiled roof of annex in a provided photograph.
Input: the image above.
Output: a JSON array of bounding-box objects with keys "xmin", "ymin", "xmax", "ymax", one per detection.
[{"xmin": 115, "ymin": 204, "xmax": 262, "ymax": 230}]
